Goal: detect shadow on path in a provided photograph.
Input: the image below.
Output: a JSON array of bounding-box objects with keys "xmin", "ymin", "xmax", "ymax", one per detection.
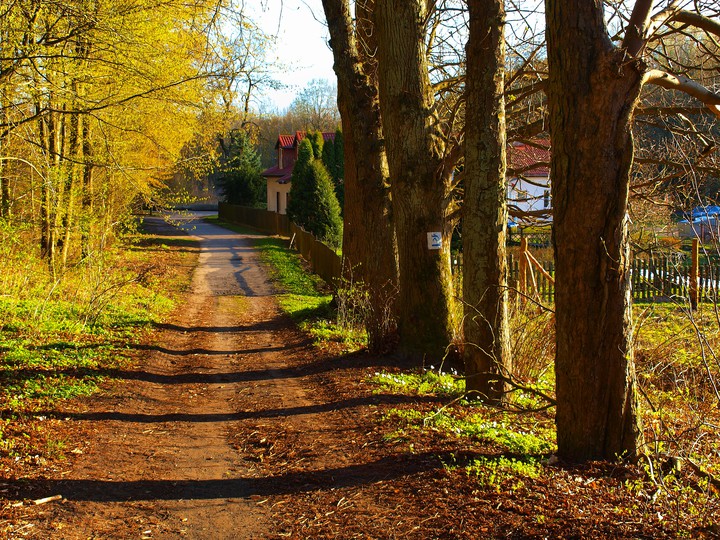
[
  {"xmin": 2, "ymin": 393, "xmax": 443, "ymax": 424},
  {"xmin": 4, "ymin": 451, "xmax": 452, "ymax": 502}
]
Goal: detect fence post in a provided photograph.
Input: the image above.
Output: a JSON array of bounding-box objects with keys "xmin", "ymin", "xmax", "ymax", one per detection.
[
  {"xmin": 518, "ymin": 237, "xmax": 528, "ymax": 300},
  {"xmin": 690, "ymin": 238, "xmax": 699, "ymax": 310}
]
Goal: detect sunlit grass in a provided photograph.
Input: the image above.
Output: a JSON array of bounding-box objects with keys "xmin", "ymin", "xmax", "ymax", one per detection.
[
  {"xmin": 372, "ymin": 369, "xmax": 463, "ymax": 397},
  {"xmin": 0, "ymin": 223, "xmax": 199, "ymax": 460},
  {"xmin": 252, "ymin": 236, "xmax": 365, "ymax": 350}
]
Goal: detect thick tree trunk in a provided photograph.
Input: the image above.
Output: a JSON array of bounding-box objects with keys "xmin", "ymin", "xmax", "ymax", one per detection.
[
  {"xmin": 463, "ymin": 0, "xmax": 511, "ymax": 403},
  {"xmin": 374, "ymin": 0, "xmax": 456, "ymax": 363},
  {"xmin": 321, "ymin": 0, "xmax": 399, "ymax": 353},
  {"xmin": 545, "ymin": 1, "xmax": 643, "ymax": 460}
]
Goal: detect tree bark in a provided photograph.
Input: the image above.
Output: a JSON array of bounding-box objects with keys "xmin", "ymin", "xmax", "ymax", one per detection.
[
  {"xmin": 0, "ymin": 102, "xmax": 9, "ymax": 218},
  {"xmin": 545, "ymin": 1, "xmax": 643, "ymax": 461},
  {"xmin": 321, "ymin": 0, "xmax": 399, "ymax": 353},
  {"xmin": 463, "ymin": 0, "xmax": 511, "ymax": 403},
  {"xmin": 61, "ymin": 109, "xmax": 80, "ymax": 267},
  {"xmin": 374, "ymin": 0, "xmax": 457, "ymax": 363},
  {"xmin": 81, "ymin": 119, "xmax": 94, "ymax": 258}
]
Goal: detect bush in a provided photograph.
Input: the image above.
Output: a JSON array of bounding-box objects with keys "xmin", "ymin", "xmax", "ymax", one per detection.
[
  {"xmin": 288, "ymin": 139, "xmax": 343, "ymax": 249},
  {"xmin": 303, "ymin": 160, "xmax": 343, "ymax": 249}
]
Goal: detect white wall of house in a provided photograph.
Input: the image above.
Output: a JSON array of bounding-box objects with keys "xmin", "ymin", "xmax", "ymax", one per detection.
[
  {"xmin": 266, "ymin": 180, "xmax": 291, "ymax": 214},
  {"xmin": 507, "ymin": 175, "xmax": 551, "ymax": 215}
]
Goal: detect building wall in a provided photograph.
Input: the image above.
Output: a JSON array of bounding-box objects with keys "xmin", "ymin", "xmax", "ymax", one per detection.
[
  {"xmin": 266, "ymin": 180, "xmax": 291, "ymax": 214},
  {"xmin": 507, "ymin": 175, "xmax": 551, "ymax": 214}
]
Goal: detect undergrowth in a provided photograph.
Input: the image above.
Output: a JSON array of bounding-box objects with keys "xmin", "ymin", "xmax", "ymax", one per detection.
[
  {"xmin": 255, "ymin": 236, "xmax": 365, "ymax": 350},
  {"xmin": 0, "ymin": 218, "xmax": 198, "ymax": 461},
  {"xmin": 370, "ymin": 300, "xmax": 720, "ymax": 534}
]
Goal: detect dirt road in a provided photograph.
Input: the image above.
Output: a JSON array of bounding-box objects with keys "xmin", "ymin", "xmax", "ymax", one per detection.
[
  {"xmin": 7, "ymin": 214, "xmax": 369, "ymax": 539},
  {"xmin": 5, "ymin": 214, "xmax": 694, "ymax": 539}
]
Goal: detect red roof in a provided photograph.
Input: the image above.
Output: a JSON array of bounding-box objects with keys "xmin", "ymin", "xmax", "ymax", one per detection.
[
  {"xmin": 265, "ymin": 131, "xmax": 338, "ymax": 180},
  {"xmin": 261, "ymin": 164, "xmax": 293, "ymax": 183},
  {"xmin": 277, "ymin": 134, "xmax": 294, "ymax": 149},
  {"xmin": 275, "ymin": 131, "xmax": 336, "ymax": 149},
  {"xmin": 508, "ymin": 140, "xmax": 550, "ymax": 177}
]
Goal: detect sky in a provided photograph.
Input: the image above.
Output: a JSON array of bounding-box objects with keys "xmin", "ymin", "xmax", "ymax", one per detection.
[{"xmin": 249, "ymin": 0, "xmax": 336, "ymax": 112}]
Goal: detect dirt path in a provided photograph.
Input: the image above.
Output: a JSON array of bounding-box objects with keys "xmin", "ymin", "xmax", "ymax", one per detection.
[
  {"xmin": 5, "ymin": 214, "xmax": 698, "ymax": 539},
  {"xmin": 7, "ymin": 214, "xmax": 363, "ymax": 539}
]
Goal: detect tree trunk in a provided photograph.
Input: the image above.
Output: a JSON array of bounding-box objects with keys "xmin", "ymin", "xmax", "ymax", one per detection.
[
  {"xmin": 463, "ymin": 0, "xmax": 511, "ymax": 403},
  {"xmin": 321, "ymin": 0, "xmax": 399, "ymax": 353},
  {"xmin": 0, "ymin": 155, "xmax": 8, "ymax": 218},
  {"xmin": 0, "ymin": 103, "xmax": 9, "ymax": 218},
  {"xmin": 545, "ymin": 1, "xmax": 643, "ymax": 461},
  {"xmin": 374, "ymin": 0, "xmax": 457, "ymax": 363},
  {"xmin": 61, "ymin": 110, "xmax": 80, "ymax": 267},
  {"xmin": 81, "ymin": 119, "xmax": 94, "ymax": 258},
  {"xmin": 38, "ymin": 104, "xmax": 51, "ymax": 260}
]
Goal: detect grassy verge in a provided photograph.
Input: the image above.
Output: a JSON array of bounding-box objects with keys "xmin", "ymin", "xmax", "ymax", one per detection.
[
  {"xmin": 370, "ymin": 368, "xmax": 556, "ymax": 491},
  {"xmin": 209, "ymin": 217, "xmax": 366, "ymax": 350},
  {"xmin": 0, "ymin": 221, "xmax": 199, "ymax": 465},
  {"xmin": 369, "ymin": 301, "xmax": 720, "ymax": 529}
]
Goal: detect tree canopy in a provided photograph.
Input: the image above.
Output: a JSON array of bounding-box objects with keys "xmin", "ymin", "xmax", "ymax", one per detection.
[{"xmin": 0, "ymin": 0, "xmax": 275, "ymax": 270}]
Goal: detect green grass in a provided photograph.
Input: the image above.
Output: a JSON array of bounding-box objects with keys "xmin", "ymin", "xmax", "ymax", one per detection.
[
  {"xmin": 0, "ymin": 225, "xmax": 198, "ymax": 459},
  {"xmin": 372, "ymin": 369, "xmax": 464, "ymax": 397},
  {"xmin": 374, "ymin": 367, "xmax": 555, "ymax": 449},
  {"xmin": 254, "ymin": 236, "xmax": 365, "ymax": 349},
  {"xmin": 446, "ymin": 454, "xmax": 544, "ymax": 490}
]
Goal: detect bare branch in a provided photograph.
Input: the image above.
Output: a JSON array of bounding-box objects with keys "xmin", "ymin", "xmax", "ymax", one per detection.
[
  {"xmin": 669, "ymin": 10, "xmax": 720, "ymax": 39},
  {"xmin": 643, "ymin": 69, "xmax": 720, "ymax": 118},
  {"xmin": 623, "ymin": 0, "xmax": 658, "ymax": 57}
]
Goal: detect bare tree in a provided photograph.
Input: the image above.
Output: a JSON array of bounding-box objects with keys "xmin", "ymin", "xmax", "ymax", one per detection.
[
  {"xmin": 321, "ymin": 0, "xmax": 399, "ymax": 352},
  {"xmin": 545, "ymin": 0, "xmax": 720, "ymax": 461},
  {"xmin": 374, "ymin": 0, "xmax": 461, "ymax": 363},
  {"xmin": 463, "ymin": 0, "xmax": 512, "ymax": 403},
  {"xmin": 288, "ymin": 79, "xmax": 341, "ymax": 131}
]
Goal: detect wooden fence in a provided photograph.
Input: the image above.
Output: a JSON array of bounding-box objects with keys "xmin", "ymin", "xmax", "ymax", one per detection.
[
  {"xmin": 220, "ymin": 204, "xmax": 717, "ymax": 306},
  {"xmin": 498, "ymin": 238, "xmax": 715, "ymax": 306},
  {"xmin": 218, "ymin": 203, "xmax": 343, "ymax": 287}
]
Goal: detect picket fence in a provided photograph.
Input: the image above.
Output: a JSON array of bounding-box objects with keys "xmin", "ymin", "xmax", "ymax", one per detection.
[{"xmin": 463, "ymin": 238, "xmax": 716, "ymax": 306}]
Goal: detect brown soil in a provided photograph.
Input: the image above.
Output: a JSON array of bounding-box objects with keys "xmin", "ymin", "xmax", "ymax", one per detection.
[{"xmin": 2, "ymin": 214, "xmax": 718, "ymax": 539}]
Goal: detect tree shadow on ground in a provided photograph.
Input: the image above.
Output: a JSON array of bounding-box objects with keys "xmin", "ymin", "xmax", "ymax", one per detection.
[
  {"xmin": 1, "ymin": 392, "xmax": 443, "ymax": 424},
  {"xmin": 3, "ymin": 450, "xmax": 454, "ymax": 502}
]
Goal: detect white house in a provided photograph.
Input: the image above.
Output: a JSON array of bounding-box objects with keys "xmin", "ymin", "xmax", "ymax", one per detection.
[{"xmin": 507, "ymin": 140, "xmax": 551, "ymax": 221}]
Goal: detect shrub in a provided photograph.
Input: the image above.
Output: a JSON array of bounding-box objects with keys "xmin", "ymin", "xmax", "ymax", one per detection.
[
  {"xmin": 303, "ymin": 160, "xmax": 343, "ymax": 249},
  {"xmin": 288, "ymin": 139, "xmax": 343, "ymax": 249}
]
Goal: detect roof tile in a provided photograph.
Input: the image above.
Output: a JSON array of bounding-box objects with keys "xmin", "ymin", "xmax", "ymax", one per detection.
[{"xmin": 508, "ymin": 140, "xmax": 551, "ymax": 177}]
